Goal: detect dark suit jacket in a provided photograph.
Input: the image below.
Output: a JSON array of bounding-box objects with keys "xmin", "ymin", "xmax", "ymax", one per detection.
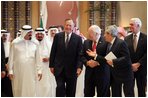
[
  {"xmin": 81, "ymin": 37, "xmax": 110, "ymax": 80},
  {"xmin": 49, "ymin": 32, "xmax": 83, "ymax": 77},
  {"xmin": 104, "ymin": 37, "xmax": 133, "ymax": 82},
  {"xmin": 125, "ymin": 33, "xmax": 147, "ymax": 76},
  {"xmin": 1, "ymin": 38, "xmax": 6, "ymax": 71}
]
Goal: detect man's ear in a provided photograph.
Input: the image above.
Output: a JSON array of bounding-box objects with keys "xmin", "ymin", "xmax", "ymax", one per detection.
[{"xmin": 137, "ymin": 24, "xmax": 140, "ymax": 27}]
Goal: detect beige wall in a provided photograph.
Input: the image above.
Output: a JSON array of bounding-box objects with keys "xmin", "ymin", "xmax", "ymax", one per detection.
[
  {"xmin": 79, "ymin": 1, "xmax": 89, "ymax": 38},
  {"xmin": 31, "ymin": 1, "xmax": 40, "ymax": 29},
  {"xmin": 32, "ymin": 1, "xmax": 147, "ymax": 35},
  {"xmin": 118, "ymin": 1, "xmax": 147, "ymax": 33},
  {"xmin": 79, "ymin": 1, "xmax": 147, "ymax": 37}
]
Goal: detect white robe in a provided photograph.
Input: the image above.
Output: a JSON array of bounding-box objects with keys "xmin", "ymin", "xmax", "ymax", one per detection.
[
  {"xmin": 8, "ymin": 40, "xmax": 41, "ymax": 97},
  {"xmin": 76, "ymin": 66, "xmax": 85, "ymax": 97},
  {"xmin": 4, "ymin": 41, "xmax": 10, "ymax": 58},
  {"xmin": 36, "ymin": 35, "xmax": 56, "ymax": 97}
]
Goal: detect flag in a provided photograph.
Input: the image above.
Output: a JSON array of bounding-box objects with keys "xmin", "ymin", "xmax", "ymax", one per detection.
[
  {"xmin": 40, "ymin": 17, "xmax": 43, "ymax": 28},
  {"xmin": 40, "ymin": 1, "xmax": 48, "ymax": 29}
]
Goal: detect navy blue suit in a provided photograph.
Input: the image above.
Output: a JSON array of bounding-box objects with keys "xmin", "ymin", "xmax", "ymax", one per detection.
[
  {"xmin": 102, "ymin": 37, "xmax": 134, "ymax": 97},
  {"xmin": 81, "ymin": 37, "xmax": 110, "ymax": 97},
  {"xmin": 49, "ymin": 32, "xmax": 83, "ymax": 97}
]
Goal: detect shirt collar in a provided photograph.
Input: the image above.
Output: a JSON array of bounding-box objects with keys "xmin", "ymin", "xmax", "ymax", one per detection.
[
  {"xmin": 110, "ymin": 37, "xmax": 116, "ymax": 45},
  {"xmin": 93, "ymin": 34, "xmax": 101, "ymax": 44},
  {"xmin": 133, "ymin": 31, "xmax": 140, "ymax": 39}
]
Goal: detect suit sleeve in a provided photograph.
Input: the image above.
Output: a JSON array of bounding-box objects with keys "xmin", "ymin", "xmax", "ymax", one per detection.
[
  {"xmin": 139, "ymin": 35, "xmax": 147, "ymax": 66},
  {"xmin": 96, "ymin": 55, "xmax": 107, "ymax": 65},
  {"xmin": 76, "ymin": 37, "xmax": 83, "ymax": 69},
  {"xmin": 113, "ymin": 41, "xmax": 131, "ymax": 68},
  {"xmin": 80, "ymin": 40, "xmax": 89, "ymax": 66},
  {"xmin": 49, "ymin": 34, "xmax": 58, "ymax": 68},
  {"xmin": 1, "ymin": 39, "xmax": 6, "ymax": 72}
]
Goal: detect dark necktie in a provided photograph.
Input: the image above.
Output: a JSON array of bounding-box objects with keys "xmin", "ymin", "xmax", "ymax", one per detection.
[
  {"xmin": 65, "ymin": 34, "xmax": 69, "ymax": 48},
  {"xmin": 92, "ymin": 41, "xmax": 97, "ymax": 51},
  {"xmin": 106, "ymin": 43, "xmax": 112, "ymax": 54},
  {"xmin": 133, "ymin": 34, "xmax": 137, "ymax": 52}
]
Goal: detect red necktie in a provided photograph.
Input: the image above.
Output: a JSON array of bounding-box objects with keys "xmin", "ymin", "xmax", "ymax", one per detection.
[{"xmin": 92, "ymin": 41, "xmax": 97, "ymax": 51}]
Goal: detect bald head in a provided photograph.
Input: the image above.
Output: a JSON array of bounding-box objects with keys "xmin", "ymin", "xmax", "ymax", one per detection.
[
  {"xmin": 129, "ymin": 18, "xmax": 142, "ymax": 34},
  {"xmin": 88, "ymin": 25, "xmax": 101, "ymax": 41}
]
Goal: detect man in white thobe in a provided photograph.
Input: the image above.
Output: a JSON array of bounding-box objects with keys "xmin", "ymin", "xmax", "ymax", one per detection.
[
  {"xmin": 35, "ymin": 27, "xmax": 56, "ymax": 97},
  {"xmin": 8, "ymin": 25, "xmax": 42, "ymax": 97},
  {"xmin": 1, "ymin": 30, "xmax": 11, "ymax": 63},
  {"xmin": 48, "ymin": 26, "xmax": 59, "ymax": 44}
]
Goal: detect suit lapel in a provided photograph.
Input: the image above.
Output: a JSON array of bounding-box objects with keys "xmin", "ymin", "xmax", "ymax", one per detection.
[
  {"xmin": 129, "ymin": 34, "xmax": 135, "ymax": 52},
  {"xmin": 110, "ymin": 37, "xmax": 117, "ymax": 52},
  {"xmin": 89, "ymin": 40, "xmax": 93, "ymax": 50},
  {"xmin": 60, "ymin": 32, "xmax": 66, "ymax": 50},
  {"xmin": 66, "ymin": 33, "xmax": 75, "ymax": 49},
  {"xmin": 97, "ymin": 36, "xmax": 104, "ymax": 45},
  {"xmin": 136, "ymin": 33, "xmax": 143, "ymax": 52}
]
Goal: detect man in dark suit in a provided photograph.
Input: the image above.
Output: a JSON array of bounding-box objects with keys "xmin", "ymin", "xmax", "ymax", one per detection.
[
  {"xmin": 81, "ymin": 25, "xmax": 110, "ymax": 97},
  {"xmin": 1, "ymin": 30, "xmax": 13, "ymax": 97},
  {"xmin": 49, "ymin": 19, "xmax": 83, "ymax": 97},
  {"xmin": 104, "ymin": 25, "xmax": 134, "ymax": 97},
  {"xmin": 1, "ymin": 38, "xmax": 6, "ymax": 78},
  {"xmin": 1, "ymin": 38, "xmax": 7, "ymax": 97},
  {"xmin": 87, "ymin": 25, "xmax": 134, "ymax": 97},
  {"xmin": 125, "ymin": 18, "xmax": 147, "ymax": 97}
]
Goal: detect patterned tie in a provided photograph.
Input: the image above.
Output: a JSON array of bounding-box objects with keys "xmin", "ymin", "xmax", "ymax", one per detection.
[
  {"xmin": 92, "ymin": 41, "xmax": 97, "ymax": 51},
  {"xmin": 65, "ymin": 34, "xmax": 69, "ymax": 48},
  {"xmin": 133, "ymin": 34, "xmax": 137, "ymax": 52}
]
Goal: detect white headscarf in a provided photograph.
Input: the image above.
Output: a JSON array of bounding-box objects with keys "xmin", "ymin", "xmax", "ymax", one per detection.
[
  {"xmin": 16, "ymin": 29, "xmax": 21, "ymax": 38},
  {"xmin": 35, "ymin": 28, "xmax": 52, "ymax": 57},
  {"xmin": 1, "ymin": 29, "xmax": 11, "ymax": 42},
  {"xmin": 13, "ymin": 25, "xmax": 38, "ymax": 45},
  {"xmin": 1, "ymin": 30, "xmax": 11, "ymax": 58},
  {"xmin": 48, "ymin": 27, "xmax": 59, "ymax": 43}
]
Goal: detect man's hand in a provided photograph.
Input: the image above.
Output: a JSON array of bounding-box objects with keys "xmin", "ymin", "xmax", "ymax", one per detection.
[
  {"xmin": 8, "ymin": 74, "xmax": 14, "ymax": 80},
  {"xmin": 5, "ymin": 64, "xmax": 9, "ymax": 71},
  {"xmin": 132, "ymin": 63, "xmax": 140, "ymax": 72},
  {"xmin": 107, "ymin": 60, "xmax": 113, "ymax": 66},
  {"xmin": 38, "ymin": 74, "xmax": 42, "ymax": 81},
  {"xmin": 50, "ymin": 68, "xmax": 54, "ymax": 74},
  {"xmin": 42, "ymin": 58, "xmax": 49, "ymax": 62},
  {"xmin": 87, "ymin": 60, "xmax": 99, "ymax": 68},
  {"xmin": 86, "ymin": 49, "xmax": 97, "ymax": 57},
  {"xmin": 1, "ymin": 71, "xmax": 6, "ymax": 78},
  {"xmin": 77, "ymin": 68, "xmax": 82, "ymax": 76}
]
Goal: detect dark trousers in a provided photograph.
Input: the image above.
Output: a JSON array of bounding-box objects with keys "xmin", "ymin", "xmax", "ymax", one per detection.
[
  {"xmin": 111, "ymin": 77, "xmax": 134, "ymax": 97},
  {"xmin": 134, "ymin": 72, "xmax": 146, "ymax": 97},
  {"xmin": 55, "ymin": 70, "xmax": 77, "ymax": 97},
  {"xmin": 1, "ymin": 76, "xmax": 13, "ymax": 97},
  {"xmin": 84, "ymin": 70, "xmax": 110, "ymax": 97}
]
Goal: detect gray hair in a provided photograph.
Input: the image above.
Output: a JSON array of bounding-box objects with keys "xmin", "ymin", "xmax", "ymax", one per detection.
[
  {"xmin": 88, "ymin": 25, "xmax": 101, "ymax": 35},
  {"xmin": 105, "ymin": 25, "xmax": 118, "ymax": 37},
  {"xmin": 130, "ymin": 18, "xmax": 142, "ymax": 28}
]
